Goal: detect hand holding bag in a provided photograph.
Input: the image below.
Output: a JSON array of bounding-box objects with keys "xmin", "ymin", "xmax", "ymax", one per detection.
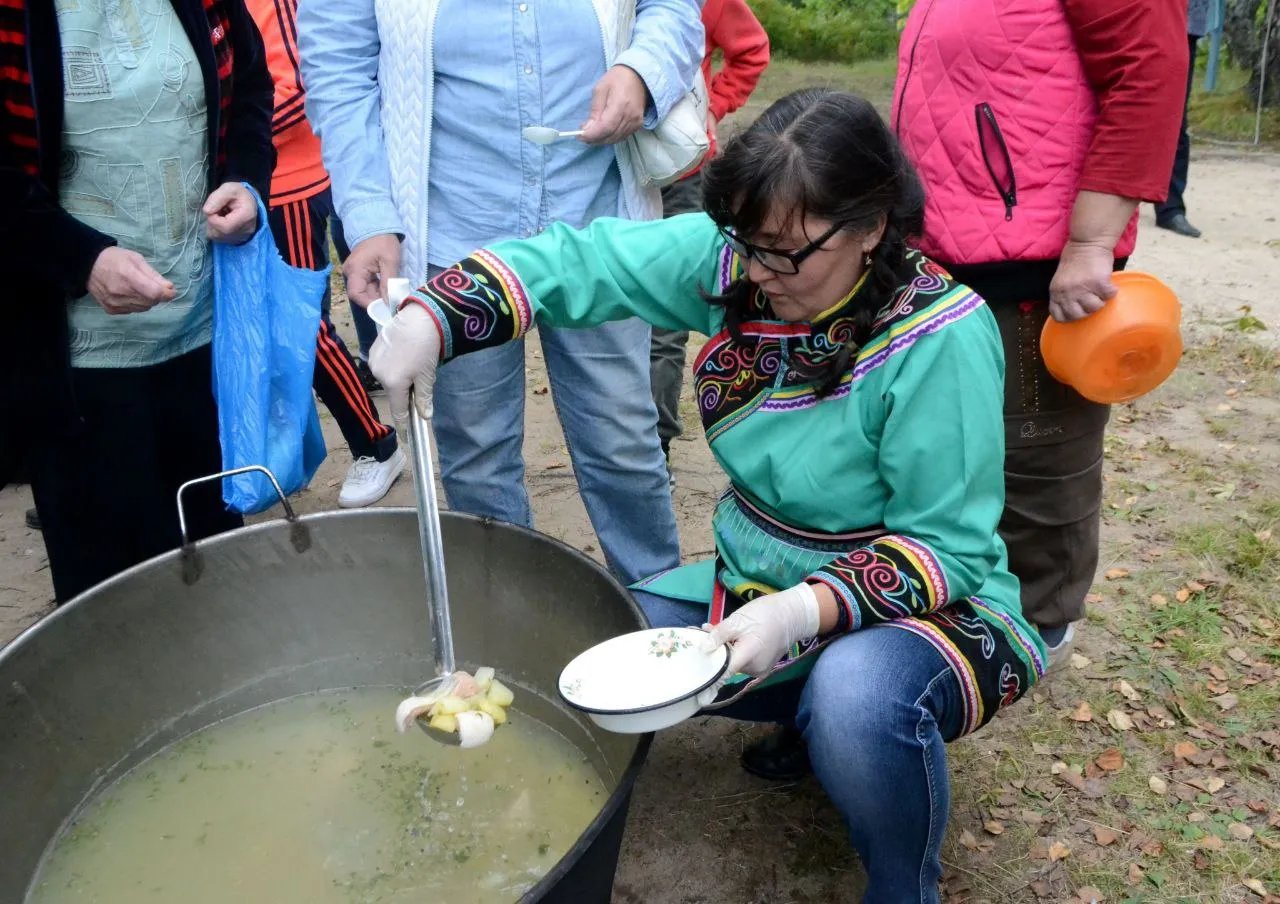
[
  {"xmin": 625, "ymin": 68, "xmax": 710, "ymax": 187},
  {"xmin": 614, "ymin": 1, "xmax": 711, "ymax": 187},
  {"xmin": 212, "ymin": 185, "xmax": 329, "ymax": 514}
]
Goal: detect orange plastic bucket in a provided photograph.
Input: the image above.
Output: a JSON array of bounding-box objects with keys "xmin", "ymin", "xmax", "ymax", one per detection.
[{"xmin": 1040, "ymin": 271, "xmax": 1183, "ymax": 404}]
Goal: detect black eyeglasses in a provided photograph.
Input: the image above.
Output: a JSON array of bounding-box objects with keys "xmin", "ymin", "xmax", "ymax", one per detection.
[{"xmin": 717, "ymin": 221, "xmax": 846, "ymax": 275}]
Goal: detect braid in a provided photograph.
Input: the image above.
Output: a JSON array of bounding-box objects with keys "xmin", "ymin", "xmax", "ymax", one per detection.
[
  {"xmin": 700, "ymin": 278, "xmax": 752, "ymax": 343},
  {"xmin": 811, "ymin": 218, "xmax": 910, "ymax": 398}
]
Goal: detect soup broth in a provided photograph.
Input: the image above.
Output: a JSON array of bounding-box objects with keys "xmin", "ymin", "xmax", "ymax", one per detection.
[{"xmin": 27, "ymin": 687, "xmax": 606, "ymax": 903}]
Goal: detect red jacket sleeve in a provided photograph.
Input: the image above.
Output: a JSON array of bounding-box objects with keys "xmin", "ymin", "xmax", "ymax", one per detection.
[
  {"xmin": 1064, "ymin": 0, "xmax": 1188, "ymax": 203},
  {"xmin": 704, "ymin": 0, "xmax": 770, "ymax": 122}
]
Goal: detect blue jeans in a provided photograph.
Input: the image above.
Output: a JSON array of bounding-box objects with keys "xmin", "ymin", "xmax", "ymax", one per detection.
[
  {"xmin": 636, "ymin": 590, "xmax": 966, "ymax": 904},
  {"xmin": 430, "ymin": 283, "xmax": 680, "ymax": 586}
]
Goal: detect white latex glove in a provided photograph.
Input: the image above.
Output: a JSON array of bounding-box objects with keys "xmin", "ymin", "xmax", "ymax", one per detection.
[
  {"xmin": 368, "ymin": 302, "xmax": 441, "ymax": 429},
  {"xmin": 704, "ymin": 583, "xmax": 821, "ymax": 677}
]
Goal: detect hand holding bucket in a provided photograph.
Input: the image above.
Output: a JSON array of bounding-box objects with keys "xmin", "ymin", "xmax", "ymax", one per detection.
[{"xmin": 1040, "ymin": 271, "xmax": 1183, "ymax": 404}]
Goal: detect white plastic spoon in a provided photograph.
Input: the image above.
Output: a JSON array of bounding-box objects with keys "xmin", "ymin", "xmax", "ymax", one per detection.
[{"xmin": 522, "ymin": 125, "xmax": 586, "ymax": 145}]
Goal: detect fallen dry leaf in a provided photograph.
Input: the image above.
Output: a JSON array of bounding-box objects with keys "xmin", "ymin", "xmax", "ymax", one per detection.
[
  {"xmin": 1188, "ymin": 776, "xmax": 1226, "ymax": 794},
  {"xmin": 1229, "ymin": 823, "xmax": 1255, "ymax": 841},
  {"xmin": 1048, "ymin": 841, "xmax": 1071, "ymax": 862},
  {"xmin": 1174, "ymin": 741, "xmax": 1200, "ymax": 760},
  {"xmin": 1256, "ymin": 529, "xmax": 1273, "ymax": 543},
  {"xmin": 1116, "ymin": 680, "xmax": 1141, "ymax": 702},
  {"xmin": 1149, "ymin": 775, "xmax": 1169, "ymax": 794},
  {"xmin": 1198, "ymin": 834, "xmax": 1225, "ymax": 852},
  {"xmin": 1084, "ymin": 592, "xmax": 1105, "ymax": 604},
  {"xmin": 1244, "ymin": 878, "xmax": 1269, "ymax": 896},
  {"xmin": 1213, "ymin": 692, "xmax": 1240, "ymax": 711},
  {"xmin": 1032, "ymin": 742, "xmax": 1053, "ymax": 756},
  {"xmin": 1136, "ymin": 837, "xmax": 1164, "ymax": 857},
  {"xmin": 958, "ymin": 828, "xmax": 978, "ymax": 851},
  {"xmin": 1104, "ymin": 568, "xmax": 1130, "ymax": 581},
  {"xmin": 1176, "ymin": 588, "xmax": 1192, "ymax": 603},
  {"xmin": 1051, "ymin": 761, "xmax": 1069, "ymax": 775},
  {"xmin": 1071, "ymin": 701, "xmax": 1095, "ymax": 722},
  {"xmin": 1150, "ymin": 592, "xmax": 1168, "ymax": 609},
  {"xmin": 1106, "ymin": 709, "xmax": 1135, "ymax": 731},
  {"xmin": 1092, "ymin": 825, "xmax": 1119, "ymax": 846},
  {"xmin": 1228, "ymin": 647, "xmax": 1251, "ymax": 664},
  {"xmin": 1075, "ymin": 886, "xmax": 1104, "ymax": 904},
  {"xmin": 983, "ymin": 820, "xmax": 1005, "ymax": 836},
  {"xmin": 1095, "ymin": 748, "xmax": 1125, "ymax": 772},
  {"xmin": 1070, "ymin": 652, "xmax": 1092, "ymax": 670},
  {"xmin": 1127, "ymin": 863, "xmax": 1144, "ymax": 885}
]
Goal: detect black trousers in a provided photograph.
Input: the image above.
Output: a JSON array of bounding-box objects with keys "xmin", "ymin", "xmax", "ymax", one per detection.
[
  {"xmin": 267, "ymin": 189, "xmax": 396, "ymax": 463},
  {"xmin": 1156, "ymin": 35, "xmax": 1199, "ymax": 224},
  {"xmin": 649, "ymin": 172, "xmax": 704, "ymax": 452},
  {"xmin": 30, "ymin": 344, "xmax": 243, "ymax": 603},
  {"xmin": 945, "ymin": 259, "xmax": 1122, "ymax": 630}
]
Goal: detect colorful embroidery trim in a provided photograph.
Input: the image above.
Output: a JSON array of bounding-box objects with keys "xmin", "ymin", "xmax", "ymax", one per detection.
[
  {"xmin": 411, "ymin": 251, "xmax": 534, "ymax": 359},
  {"xmin": 889, "ymin": 617, "xmax": 984, "ymax": 735},
  {"xmin": 811, "ymin": 533, "xmax": 949, "ymax": 628},
  {"xmin": 693, "ymin": 253, "xmax": 987, "ymax": 438}
]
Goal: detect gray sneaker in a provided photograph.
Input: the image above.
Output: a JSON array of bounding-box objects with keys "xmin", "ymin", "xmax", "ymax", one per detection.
[{"xmin": 1042, "ymin": 622, "xmax": 1077, "ymax": 673}]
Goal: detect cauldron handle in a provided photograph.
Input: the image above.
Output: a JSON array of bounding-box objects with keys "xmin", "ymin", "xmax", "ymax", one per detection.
[{"xmin": 175, "ymin": 466, "xmax": 309, "ymax": 584}]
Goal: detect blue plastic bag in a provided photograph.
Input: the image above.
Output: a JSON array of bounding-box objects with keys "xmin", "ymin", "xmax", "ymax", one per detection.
[{"xmin": 212, "ymin": 185, "xmax": 329, "ymax": 514}]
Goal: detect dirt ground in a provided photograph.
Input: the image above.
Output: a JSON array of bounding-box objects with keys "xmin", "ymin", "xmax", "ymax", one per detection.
[{"xmin": 2, "ymin": 146, "xmax": 1279, "ymax": 903}]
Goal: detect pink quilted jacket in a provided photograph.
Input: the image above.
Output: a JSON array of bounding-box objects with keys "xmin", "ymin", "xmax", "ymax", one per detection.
[{"xmin": 892, "ymin": 0, "xmax": 1139, "ymax": 266}]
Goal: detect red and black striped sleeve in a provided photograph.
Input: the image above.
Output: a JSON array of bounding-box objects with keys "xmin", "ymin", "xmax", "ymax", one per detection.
[{"xmin": 0, "ymin": 0, "xmax": 117, "ymax": 297}]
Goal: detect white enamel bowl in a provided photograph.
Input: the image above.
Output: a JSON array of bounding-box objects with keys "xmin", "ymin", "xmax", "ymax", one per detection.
[{"xmin": 558, "ymin": 627, "xmax": 730, "ymax": 733}]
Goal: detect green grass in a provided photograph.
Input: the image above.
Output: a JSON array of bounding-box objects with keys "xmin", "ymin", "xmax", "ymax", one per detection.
[
  {"xmin": 738, "ymin": 53, "xmax": 1280, "ymax": 154},
  {"xmin": 723, "ymin": 57, "xmax": 899, "ymax": 129},
  {"xmin": 1188, "ymin": 64, "xmax": 1280, "ymax": 147}
]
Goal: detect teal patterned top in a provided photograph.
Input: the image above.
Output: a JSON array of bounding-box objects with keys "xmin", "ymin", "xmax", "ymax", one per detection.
[{"xmin": 406, "ymin": 212, "xmax": 1047, "ymax": 734}]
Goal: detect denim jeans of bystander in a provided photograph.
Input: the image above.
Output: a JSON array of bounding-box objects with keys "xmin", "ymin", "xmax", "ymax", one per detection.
[{"xmin": 634, "ymin": 589, "xmax": 966, "ymax": 904}]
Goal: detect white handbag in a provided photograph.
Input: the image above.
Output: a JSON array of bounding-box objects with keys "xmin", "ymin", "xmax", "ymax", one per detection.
[
  {"xmin": 625, "ymin": 69, "xmax": 710, "ymax": 187},
  {"xmin": 612, "ymin": 1, "xmax": 711, "ymax": 188}
]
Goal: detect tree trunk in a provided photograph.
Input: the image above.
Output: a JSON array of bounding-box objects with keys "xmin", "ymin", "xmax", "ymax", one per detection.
[{"xmin": 1223, "ymin": 0, "xmax": 1280, "ymax": 108}]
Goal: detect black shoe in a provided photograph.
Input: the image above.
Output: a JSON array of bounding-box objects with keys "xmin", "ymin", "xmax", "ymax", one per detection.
[
  {"xmin": 1156, "ymin": 213, "xmax": 1202, "ymax": 238},
  {"xmin": 353, "ymin": 357, "xmax": 384, "ymax": 394},
  {"xmin": 740, "ymin": 726, "xmax": 810, "ymax": 781},
  {"xmin": 25, "ymin": 507, "xmax": 41, "ymax": 531}
]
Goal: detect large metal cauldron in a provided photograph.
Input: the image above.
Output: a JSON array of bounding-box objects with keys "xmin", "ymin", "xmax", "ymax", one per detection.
[{"xmin": 0, "ymin": 509, "xmax": 651, "ymax": 902}]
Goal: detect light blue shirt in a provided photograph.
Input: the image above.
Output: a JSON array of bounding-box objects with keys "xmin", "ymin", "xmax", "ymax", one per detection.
[
  {"xmin": 298, "ymin": 0, "xmax": 704, "ymax": 255},
  {"xmin": 428, "ymin": 0, "xmax": 622, "ymax": 266}
]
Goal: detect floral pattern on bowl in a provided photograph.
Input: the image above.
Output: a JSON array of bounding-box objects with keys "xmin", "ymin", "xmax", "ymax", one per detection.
[{"xmin": 648, "ymin": 630, "xmax": 693, "ymax": 658}]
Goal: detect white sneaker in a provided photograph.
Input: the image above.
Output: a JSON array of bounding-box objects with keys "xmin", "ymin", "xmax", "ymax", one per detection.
[
  {"xmin": 1042, "ymin": 622, "xmax": 1077, "ymax": 674},
  {"xmin": 338, "ymin": 449, "xmax": 405, "ymax": 508}
]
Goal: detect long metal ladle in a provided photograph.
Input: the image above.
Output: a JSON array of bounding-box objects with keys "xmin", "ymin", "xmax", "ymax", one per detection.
[
  {"xmin": 406, "ymin": 401, "xmax": 463, "ymax": 746},
  {"xmin": 372, "ymin": 282, "xmax": 480, "ymax": 746}
]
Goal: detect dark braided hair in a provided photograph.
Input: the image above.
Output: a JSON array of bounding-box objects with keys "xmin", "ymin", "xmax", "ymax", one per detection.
[{"xmin": 701, "ymin": 89, "xmax": 925, "ymax": 395}]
